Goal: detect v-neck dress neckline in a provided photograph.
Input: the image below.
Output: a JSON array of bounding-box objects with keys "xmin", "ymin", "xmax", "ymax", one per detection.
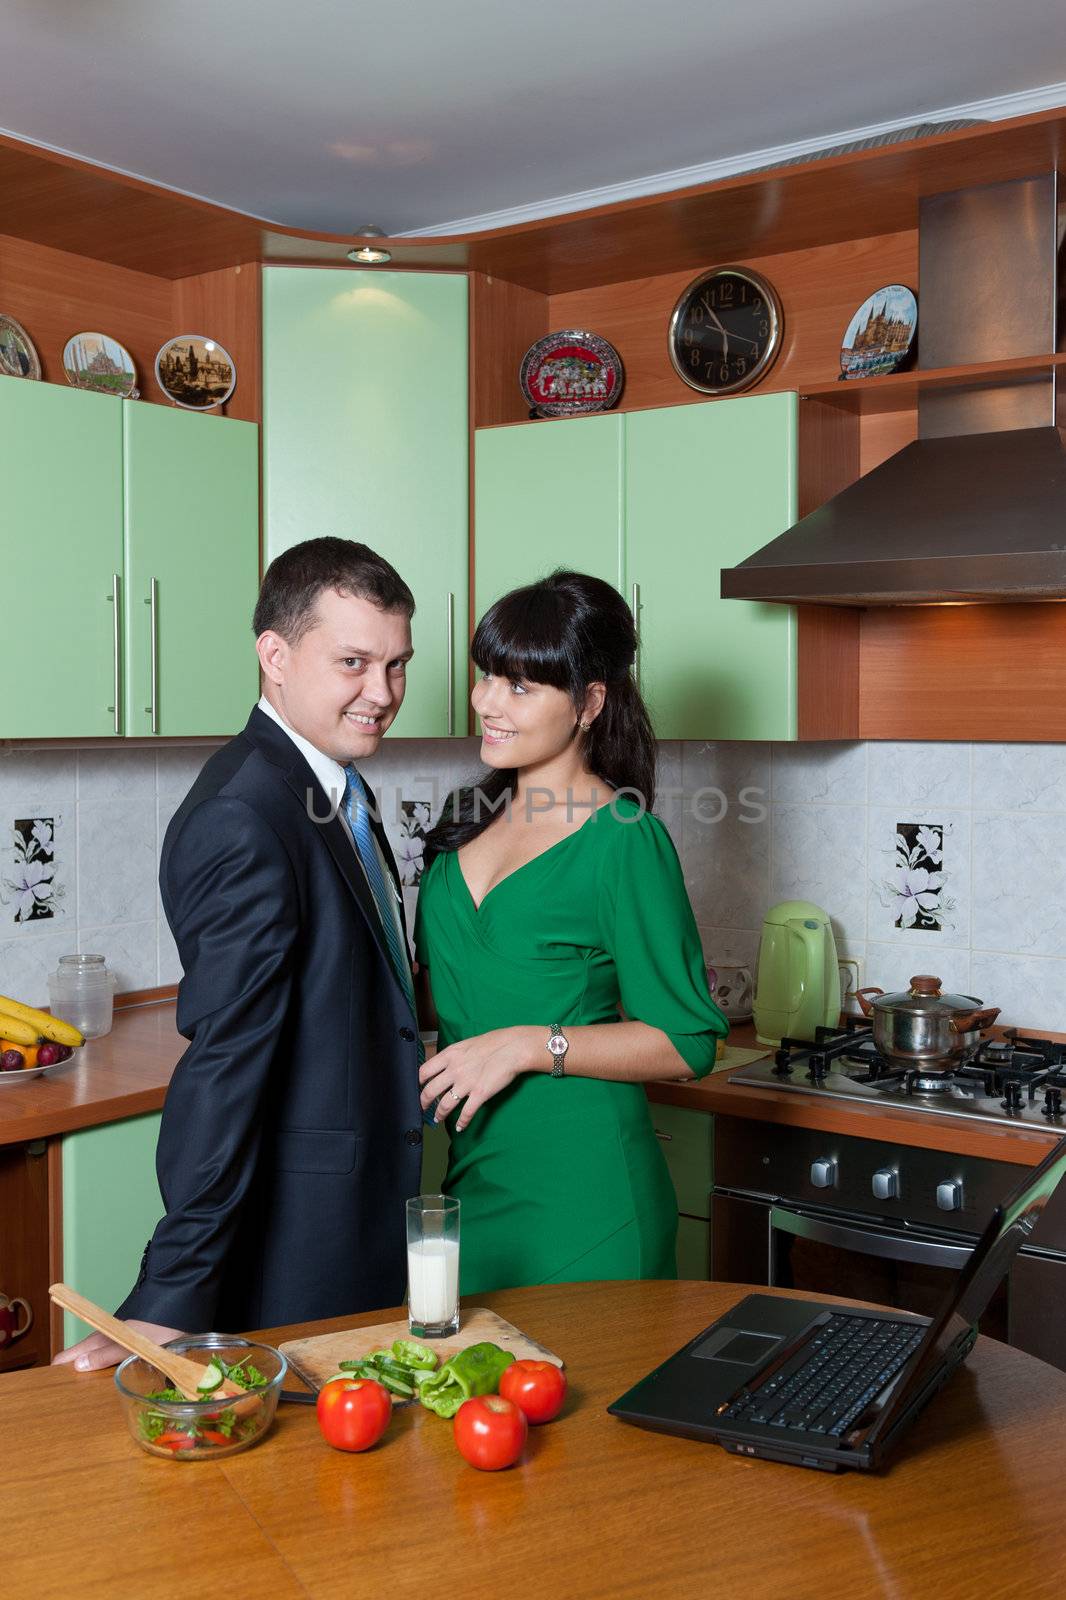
[{"xmin": 453, "ymin": 801, "xmax": 611, "ymax": 915}]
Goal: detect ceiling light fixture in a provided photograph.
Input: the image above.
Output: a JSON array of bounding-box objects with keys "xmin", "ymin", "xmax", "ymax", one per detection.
[{"xmin": 347, "ymin": 224, "xmax": 392, "ymax": 265}]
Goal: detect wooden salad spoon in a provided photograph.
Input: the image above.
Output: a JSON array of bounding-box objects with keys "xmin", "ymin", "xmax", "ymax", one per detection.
[{"xmin": 49, "ymin": 1283, "xmax": 247, "ymax": 1402}]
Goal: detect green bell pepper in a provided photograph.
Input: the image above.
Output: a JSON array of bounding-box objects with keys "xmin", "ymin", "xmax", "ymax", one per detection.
[{"xmin": 418, "ymin": 1342, "xmax": 516, "ymax": 1419}]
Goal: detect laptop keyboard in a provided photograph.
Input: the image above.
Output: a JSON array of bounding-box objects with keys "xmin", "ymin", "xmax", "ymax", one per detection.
[{"xmin": 717, "ymin": 1313, "xmax": 926, "ymax": 1438}]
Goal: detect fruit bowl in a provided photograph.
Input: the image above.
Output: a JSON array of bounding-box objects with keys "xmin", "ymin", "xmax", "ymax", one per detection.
[
  {"xmin": 0, "ymin": 1041, "xmax": 78, "ymax": 1081},
  {"xmin": 115, "ymin": 1335, "xmax": 287, "ymax": 1460}
]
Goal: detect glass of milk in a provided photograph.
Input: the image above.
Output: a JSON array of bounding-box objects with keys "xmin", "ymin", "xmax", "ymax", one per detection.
[{"xmin": 406, "ymin": 1194, "xmax": 461, "ymax": 1338}]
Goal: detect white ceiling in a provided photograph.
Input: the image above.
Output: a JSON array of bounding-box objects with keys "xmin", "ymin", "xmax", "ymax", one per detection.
[{"xmin": 4, "ymin": 0, "xmax": 1066, "ymax": 235}]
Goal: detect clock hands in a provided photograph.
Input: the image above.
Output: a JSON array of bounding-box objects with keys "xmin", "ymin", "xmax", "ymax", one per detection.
[{"xmin": 698, "ymin": 294, "xmax": 760, "ymax": 353}]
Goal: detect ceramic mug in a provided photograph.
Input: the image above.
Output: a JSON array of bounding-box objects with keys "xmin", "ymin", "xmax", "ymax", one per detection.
[
  {"xmin": 707, "ymin": 964, "xmax": 754, "ymax": 1021},
  {"xmin": 0, "ymin": 1292, "xmax": 32, "ymax": 1348}
]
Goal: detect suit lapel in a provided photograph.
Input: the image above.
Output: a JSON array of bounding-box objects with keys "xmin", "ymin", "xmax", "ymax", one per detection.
[{"xmin": 243, "ymin": 707, "xmax": 412, "ymax": 990}]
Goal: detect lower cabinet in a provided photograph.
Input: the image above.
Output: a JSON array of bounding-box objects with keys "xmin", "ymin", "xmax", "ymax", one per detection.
[
  {"xmin": 0, "ymin": 1140, "xmax": 51, "ymax": 1372},
  {"xmin": 650, "ymin": 1102, "xmax": 713, "ymax": 1279},
  {"xmin": 60, "ymin": 1113, "xmax": 164, "ymax": 1347}
]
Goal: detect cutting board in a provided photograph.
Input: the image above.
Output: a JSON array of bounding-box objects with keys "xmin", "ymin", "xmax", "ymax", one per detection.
[
  {"xmin": 280, "ymin": 1307, "xmax": 562, "ymax": 1394},
  {"xmin": 713, "ymin": 1043, "xmax": 770, "ymax": 1071}
]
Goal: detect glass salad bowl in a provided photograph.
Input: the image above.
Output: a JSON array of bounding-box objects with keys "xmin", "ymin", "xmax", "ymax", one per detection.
[{"xmin": 114, "ymin": 1334, "xmax": 287, "ymax": 1460}]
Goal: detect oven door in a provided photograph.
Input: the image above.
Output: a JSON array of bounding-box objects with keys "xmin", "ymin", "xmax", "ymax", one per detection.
[{"xmin": 711, "ymin": 1191, "xmax": 1009, "ymax": 1339}]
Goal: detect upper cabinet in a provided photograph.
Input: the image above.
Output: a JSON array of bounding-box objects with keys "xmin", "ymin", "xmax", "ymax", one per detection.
[
  {"xmin": 123, "ymin": 403, "xmax": 259, "ymax": 737},
  {"xmin": 262, "ymin": 268, "xmax": 469, "ymax": 738},
  {"xmin": 0, "ymin": 377, "xmax": 259, "ymax": 740},
  {"xmin": 474, "ymin": 393, "xmax": 797, "ymax": 741}
]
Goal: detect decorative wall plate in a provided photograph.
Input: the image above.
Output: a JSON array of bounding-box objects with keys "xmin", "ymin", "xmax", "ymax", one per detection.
[
  {"xmin": 63, "ymin": 332, "xmax": 137, "ymax": 397},
  {"xmin": 155, "ymin": 334, "xmax": 237, "ymax": 410},
  {"xmin": 519, "ymin": 330, "xmax": 623, "ymax": 417},
  {"xmin": 669, "ymin": 266, "xmax": 783, "ymax": 395},
  {"xmin": 840, "ymin": 285, "xmax": 918, "ymax": 379},
  {"xmin": 0, "ymin": 314, "xmax": 41, "ymax": 380}
]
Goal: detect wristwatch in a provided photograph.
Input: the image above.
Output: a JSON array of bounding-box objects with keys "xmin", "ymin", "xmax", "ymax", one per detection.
[{"xmin": 547, "ymin": 1023, "xmax": 569, "ymax": 1078}]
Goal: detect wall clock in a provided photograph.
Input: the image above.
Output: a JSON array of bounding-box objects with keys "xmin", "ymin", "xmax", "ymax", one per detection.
[{"xmin": 668, "ymin": 266, "xmax": 783, "ymax": 395}]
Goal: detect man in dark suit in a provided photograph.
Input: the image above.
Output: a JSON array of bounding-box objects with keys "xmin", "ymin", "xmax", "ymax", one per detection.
[{"xmin": 56, "ymin": 538, "xmax": 425, "ymax": 1369}]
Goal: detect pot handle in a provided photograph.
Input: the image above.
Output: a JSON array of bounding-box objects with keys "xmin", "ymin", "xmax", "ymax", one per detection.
[
  {"xmin": 854, "ymin": 986, "xmax": 884, "ymax": 1019},
  {"xmin": 950, "ymin": 1006, "xmax": 1000, "ymax": 1035}
]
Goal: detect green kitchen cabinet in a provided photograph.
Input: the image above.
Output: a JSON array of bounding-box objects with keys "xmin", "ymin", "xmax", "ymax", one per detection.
[
  {"xmin": 60, "ymin": 1113, "xmax": 164, "ymax": 1347},
  {"xmin": 625, "ymin": 393, "xmax": 797, "ymax": 740},
  {"xmin": 651, "ymin": 1102, "xmax": 713, "ymax": 1281},
  {"xmin": 473, "ymin": 393, "xmax": 797, "ymax": 740},
  {"xmin": 263, "ymin": 268, "xmax": 469, "ymax": 737},
  {"xmin": 0, "ymin": 377, "xmax": 123, "ymax": 738},
  {"xmin": 473, "ymin": 414, "xmax": 624, "ymax": 617},
  {"xmin": 421, "ymin": 1118, "xmax": 450, "ymax": 1193},
  {"xmin": 123, "ymin": 403, "xmax": 260, "ymax": 736}
]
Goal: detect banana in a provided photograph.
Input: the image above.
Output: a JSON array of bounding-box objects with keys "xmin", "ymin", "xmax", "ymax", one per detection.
[
  {"xmin": 0, "ymin": 1013, "xmax": 39, "ymax": 1046},
  {"xmin": 0, "ymin": 994, "xmax": 83, "ymax": 1048}
]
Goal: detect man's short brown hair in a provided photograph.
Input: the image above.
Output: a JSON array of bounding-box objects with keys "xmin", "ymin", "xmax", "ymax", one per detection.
[{"xmin": 253, "ymin": 537, "xmax": 415, "ymax": 645}]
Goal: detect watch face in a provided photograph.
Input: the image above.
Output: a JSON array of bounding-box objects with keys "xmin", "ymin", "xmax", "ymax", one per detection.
[
  {"xmin": 548, "ymin": 1035, "xmax": 567, "ymax": 1056},
  {"xmin": 668, "ymin": 267, "xmax": 783, "ymax": 395}
]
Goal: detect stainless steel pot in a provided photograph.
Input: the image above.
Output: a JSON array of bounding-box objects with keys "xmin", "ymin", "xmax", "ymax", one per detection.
[{"xmin": 855, "ymin": 974, "xmax": 1000, "ymax": 1069}]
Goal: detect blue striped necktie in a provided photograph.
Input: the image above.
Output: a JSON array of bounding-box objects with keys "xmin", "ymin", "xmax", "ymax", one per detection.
[{"xmin": 343, "ymin": 766, "xmax": 423, "ymax": 1063}]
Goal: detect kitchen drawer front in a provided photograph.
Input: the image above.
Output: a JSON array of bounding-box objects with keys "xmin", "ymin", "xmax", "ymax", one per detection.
[
  {"xmin": 60, "ymin": 1113, "xmax": 164, "ymax": 1348},
  {"xmin": 651, "ymin": 1103, "xmax": 713, "ymax": 1220}
]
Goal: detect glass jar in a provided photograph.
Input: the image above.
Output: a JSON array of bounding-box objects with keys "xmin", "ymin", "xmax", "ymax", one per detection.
[{"xmin": 47, "ymin": 954, "xmax": 117, "ymax": 1039}]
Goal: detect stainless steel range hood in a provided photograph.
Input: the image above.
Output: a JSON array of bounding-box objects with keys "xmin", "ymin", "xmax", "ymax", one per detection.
[{"xmin": 721, "ymin": 174, "xmax": 1065, "ymax": 606}]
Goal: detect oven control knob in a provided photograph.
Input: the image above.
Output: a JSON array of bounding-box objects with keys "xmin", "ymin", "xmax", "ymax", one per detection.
[
  {"xmin": 810, "ymin": 1158, "xmax": 837, "ymax": 1189},
  {"xmin": 872, "ymin": 1168, "xmax": 898, "ymax": 1200},
  {"xmin": 936, "ymin": 1179, "xmax": 963, "ymax": 1212}
]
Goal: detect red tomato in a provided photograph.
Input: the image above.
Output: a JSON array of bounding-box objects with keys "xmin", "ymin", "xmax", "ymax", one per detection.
[
  {"xmin": 453, "ymin": 1395, "xmax": 527, "ymax": 1471},
  {"xmin": 499, "ymin": 1359, "xmax": 568, "ymax": 1424},
  {"xmin": 197, "ymin": 1430, "xmax": 231, "ymax": 1446},
  {"xmin": 316, "ymin": 1377, "xmax": 392, "ymax": 1452},
  {"xmin": 155, "ymin": 1430, "xmax": 196, "ymax": 1451}
]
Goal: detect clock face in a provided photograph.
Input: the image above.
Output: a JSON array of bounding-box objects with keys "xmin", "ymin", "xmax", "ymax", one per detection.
[{"xmin": 668, "ymin": 267, "xmax": 783, "ymax": 395}]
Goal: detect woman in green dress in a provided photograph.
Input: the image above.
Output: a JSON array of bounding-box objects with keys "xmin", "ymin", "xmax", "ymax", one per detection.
[{"xmin": 414, "ymin": 571, "xmax": 728, "ymax": 1294}]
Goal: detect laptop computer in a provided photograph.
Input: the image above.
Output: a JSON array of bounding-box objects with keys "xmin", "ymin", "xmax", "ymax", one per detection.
[{"xmin": 608, "ymin": 1138, "xmax": 1066, "ymax": 1472}]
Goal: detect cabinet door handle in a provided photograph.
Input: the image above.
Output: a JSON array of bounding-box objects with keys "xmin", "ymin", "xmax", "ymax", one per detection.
[
  {"xmin": 446, "ymin": 590, "xmax": 455, "ymax": 736},
  {"xmin": 654, "ymin": 1128, "xmax": 674, "ymax": 1142},
  {"xmin": 145, "ymin": 577, "xmax": 159, "ymax": 735},
  {"xmin": 631, "ymin": 582, "xmax": 641, "ymax": 688},
  {"xmin": 108, "ymin": 573, "xmax": 122, "ymax": 734}
]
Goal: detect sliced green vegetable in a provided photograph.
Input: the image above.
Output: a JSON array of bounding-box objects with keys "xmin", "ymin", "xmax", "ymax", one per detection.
[
  {"xmin": 196, "ymin": 1361, "xmax": 224, "ymax": 1394},
  {"xmin": 418, "ymin": 1342, "xmax": 516, "ymax": 1420},
  {"xmin": 390, "ymin": 1338, "xmax": 439, "ymax": 1371}
]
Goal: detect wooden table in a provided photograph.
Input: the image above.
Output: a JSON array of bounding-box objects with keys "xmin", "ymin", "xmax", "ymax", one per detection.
[{"xmin": 5, "ymin": 1281, "xmax": 1065, "ymax": 1600}]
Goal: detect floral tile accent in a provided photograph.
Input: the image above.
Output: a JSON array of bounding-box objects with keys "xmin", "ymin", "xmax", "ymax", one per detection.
[
  {"xmin": 396, "ymin": 799, "xmax": 430, "ymax": 886},
  {"xmin": 2, "ymin": 816, "xmax": 66, "ymax": 924},
  {"xmin": 879, "ymin": 821, "xmax": 954, "ymax": 933}
]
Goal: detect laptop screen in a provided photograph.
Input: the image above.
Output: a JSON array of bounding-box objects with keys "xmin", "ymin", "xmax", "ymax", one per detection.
[{"xmin": 850, "ymin": 1138, "xmax": 1066, "ymax": 1451}]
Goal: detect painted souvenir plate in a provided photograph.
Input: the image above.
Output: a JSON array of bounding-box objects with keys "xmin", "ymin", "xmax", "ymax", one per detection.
[
  {"xmin": 63, "ymin": 332, "xmax": 137, "ymax": 397},
  {"xmin": 520, "ymin": 330, "xmax": 624, "ymax": 417},
  {"xmin": 840, "ymin": 285, "xmax": 918, "ymax": 379},
  {"xmin": 155, "ymin": 334, "xmax": 237, "ymax": 410},
  {"xmin": 0, "ymin": 314, "xmax": 41, "ymax": 380}
]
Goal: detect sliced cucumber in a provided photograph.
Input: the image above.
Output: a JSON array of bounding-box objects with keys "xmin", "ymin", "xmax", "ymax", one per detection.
[{"xmin": 196, "ymin": 1361, "xmax": 225, "ymax": 1394}]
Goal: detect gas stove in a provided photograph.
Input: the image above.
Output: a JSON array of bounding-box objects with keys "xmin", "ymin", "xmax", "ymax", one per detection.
[{"xmin": 731, "ymin": 1019, "xmax": 1066, "ymax": 1129}]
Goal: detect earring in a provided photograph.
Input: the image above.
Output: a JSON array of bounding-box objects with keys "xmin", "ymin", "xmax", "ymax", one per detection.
[{"xmin": 579, "ymin": 720, "xmax": 591, "ymax": 731}]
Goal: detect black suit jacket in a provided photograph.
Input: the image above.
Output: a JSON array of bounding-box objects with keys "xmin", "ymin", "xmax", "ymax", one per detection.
[{"xmin": 117, "ymin": 707, "xmax": 423, "ymax": 1331}]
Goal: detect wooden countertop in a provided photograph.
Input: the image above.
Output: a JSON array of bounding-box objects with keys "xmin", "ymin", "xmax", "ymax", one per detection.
[
  {"xmin": 3, "ymin": 1002, "xmax": 1061, "ymax": 1166},
  {"xmin": 7, "ymin": 1280, "xmax": 1066, "ymax": 1600}
]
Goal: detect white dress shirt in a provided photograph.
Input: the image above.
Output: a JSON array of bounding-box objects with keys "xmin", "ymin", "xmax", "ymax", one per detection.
[{"xmin": 256, "ymin": 695, "xmax": 409, "ymax": 962}]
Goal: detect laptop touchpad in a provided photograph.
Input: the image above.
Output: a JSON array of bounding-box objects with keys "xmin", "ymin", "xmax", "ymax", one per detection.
[{"xmin": 692, "ymin": 1327, "xmax": 781, "ymax": 1364}]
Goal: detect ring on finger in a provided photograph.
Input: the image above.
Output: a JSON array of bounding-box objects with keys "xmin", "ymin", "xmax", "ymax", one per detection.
[{"xmin": 446, "ymin": 1087, "xmax": 460, "ymax": 1103}]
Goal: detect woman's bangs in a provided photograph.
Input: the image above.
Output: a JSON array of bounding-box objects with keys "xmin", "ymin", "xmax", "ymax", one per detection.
[{"xmin": 471, "ymin": 591, "xmax": 572, "ymax": 689}]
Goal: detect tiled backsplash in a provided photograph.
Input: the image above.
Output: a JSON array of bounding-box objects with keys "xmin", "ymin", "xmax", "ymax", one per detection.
[{"xmin": 3, "ymin": 736, "xmax": 1064, "ymax": 1032}]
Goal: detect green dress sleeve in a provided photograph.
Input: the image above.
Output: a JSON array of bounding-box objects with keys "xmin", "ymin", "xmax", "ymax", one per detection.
[{"xmin": 597, "ymin": 809, "xmax": 729, "ymax": 1078}]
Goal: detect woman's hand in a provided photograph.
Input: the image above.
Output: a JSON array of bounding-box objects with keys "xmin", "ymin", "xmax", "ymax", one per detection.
[{"xmin": 419, "ymin": 1027, "xmax": 537, "ymax": 1132}]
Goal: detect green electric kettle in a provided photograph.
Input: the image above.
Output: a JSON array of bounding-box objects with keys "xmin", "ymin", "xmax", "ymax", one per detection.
[{"xmin": 753, "ymin": 900, "xmax": 841, "ymax": 1045}]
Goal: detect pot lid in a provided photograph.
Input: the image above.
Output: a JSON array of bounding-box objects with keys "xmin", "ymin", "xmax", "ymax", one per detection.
[{"xmin": 872, "ymin": 974, "xmax": 982, "ymax": 1017}]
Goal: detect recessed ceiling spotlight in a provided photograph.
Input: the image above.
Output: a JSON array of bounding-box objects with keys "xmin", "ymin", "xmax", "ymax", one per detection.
[{"xmin": 347, "ymin": 224, "xmax": 392, "ymax": 265}]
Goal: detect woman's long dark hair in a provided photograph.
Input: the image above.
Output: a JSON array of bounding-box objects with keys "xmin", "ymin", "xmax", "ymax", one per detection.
[{"xmin": 426, "ymin": 570, "xmax": 656, "ymax": 860}]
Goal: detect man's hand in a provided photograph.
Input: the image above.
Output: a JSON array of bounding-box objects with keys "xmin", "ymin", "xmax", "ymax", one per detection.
[{"xmin": 52, "ymin": 1318, "xmax": 185, "ymax": 1372}]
